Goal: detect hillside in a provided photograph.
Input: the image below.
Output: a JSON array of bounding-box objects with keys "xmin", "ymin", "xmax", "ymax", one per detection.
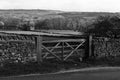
[
  {"xmin": 0, "ymin": 9, "xmax": 64, "ymax": 20},
  {"xmin": 0, "ymin": 9, "xmax": 118, "ymax": 19},
  {"xmin": 59, "ymin": 12, "xmax": 117, "ymax": 17},
  {"xmin": 0, "ymin": 9, "xmax": 119, "ymax": 31}
]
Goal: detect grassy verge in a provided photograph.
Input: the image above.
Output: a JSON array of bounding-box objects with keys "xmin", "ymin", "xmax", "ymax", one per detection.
[{"xmin": 1, "ymin": 56, "xmax": 120, "ymax": 77}]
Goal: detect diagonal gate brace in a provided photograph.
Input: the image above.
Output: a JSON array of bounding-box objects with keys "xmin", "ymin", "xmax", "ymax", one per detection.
[
  {"xmin": 42, "ymin": 45, "xmax": 61, "ymax": 60},
  {"xmin": 43, "ymin": 42, "xmax": 60, "ymax": 58},
  {"xmin": 64, "ymin": 40, "xmax": 85, "ymax": 61}
]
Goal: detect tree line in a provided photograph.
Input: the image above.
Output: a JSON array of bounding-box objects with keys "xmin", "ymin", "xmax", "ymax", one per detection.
[
  {"xmin": 0, "ymin": 15, "xmax": 120, "ymax": 37},
  {"xmin": 88, "ymin": 15, "xmax": 120, "ymax": 38}
]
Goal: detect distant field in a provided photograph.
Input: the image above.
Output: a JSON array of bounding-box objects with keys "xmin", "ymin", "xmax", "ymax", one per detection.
[{"xmin": 0, "ymin": 9, "xmax": 117, "ymax": 19}]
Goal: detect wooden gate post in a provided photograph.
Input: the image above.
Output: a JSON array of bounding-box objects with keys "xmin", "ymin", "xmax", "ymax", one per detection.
[
  {"xmin": 89, "ymin": 34, "xmax": 93, "ymax": 57},
  {"xmin": 35, "ymin": 36, "xmax": 42, "ymax": 63},
  {"xmin": 62, "ymin": 42, "xmax": 64, "ymax": 61}
]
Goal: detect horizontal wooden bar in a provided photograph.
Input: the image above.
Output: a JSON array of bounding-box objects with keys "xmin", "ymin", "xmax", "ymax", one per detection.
[
  {"xmin": 0, "ymin": 39, "xmax": 85, "ymax": 43},
  {"xmin": 0, "ymin": 40, "xmax": 34, "ymax": 43},
  {"xmin": 0, "ymin": 30, "xmax": 85, "ymax": 37},
  {"xmin": 42, "ymin": 44, "xmax": 84, "ymax": 50},
  {"xmin": 42, "ymin": 49, "xmax": 84, "ymax": 55},
  {"xmin": 43, "ymin": 39, "xmax": 85, "ymax": 43},
  {"xmin": 43, "ymin": 53, "xmax": 84, "ymax": 59}
]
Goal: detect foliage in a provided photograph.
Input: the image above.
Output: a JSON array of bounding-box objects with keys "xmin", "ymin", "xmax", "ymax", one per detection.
[
  {"xmin": 89, "ymin": 15, "xmax": 120, "ymax": 37},
  {"xmin": 0, "ymin": 11, "xmax": 119, "ymax": 33},
  {"xmin": 35, "ymin": 18, "xmax": 69, "ymax": 30},
  {"xmin": 4, "ymin": 17, "xmax": 20, "ymax": 30},
  {"xmin": 35, "ymin": 17, "xmax": 92, "ymax": 32},
  {"xmin": 0, "ymin": 16, "xmax": 20, "ymax": 30}
]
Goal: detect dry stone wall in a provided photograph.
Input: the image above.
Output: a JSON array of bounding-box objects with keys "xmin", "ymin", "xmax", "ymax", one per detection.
[
  {"xmin": 0, "ymin": 42, "xmax": 36, "ymax": 65},
  {"xmin": 93, "ymin": 37, "xmax": 120, "ymax": 58}
]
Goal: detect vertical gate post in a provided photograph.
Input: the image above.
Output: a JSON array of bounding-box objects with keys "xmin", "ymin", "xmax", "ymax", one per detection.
[
  {"xmin": 62, "ymin": 42, "xmax": 64, "ymax": 61},
  {"xmin": 35, "ymin": 36, "xmax": 42, "ymax": 63},
  {"xmin": 89, "ymin": 34, "xmax": 93, "ymax": 57}
]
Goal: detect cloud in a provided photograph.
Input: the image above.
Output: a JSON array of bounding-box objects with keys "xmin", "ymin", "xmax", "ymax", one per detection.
[
  {"xmin": 0, "ymin": 0, "xmax": 12, "ymax": 9},
  {"xmin": 0, "ymin": 0, "xmax": 120, "ymax": 12}
]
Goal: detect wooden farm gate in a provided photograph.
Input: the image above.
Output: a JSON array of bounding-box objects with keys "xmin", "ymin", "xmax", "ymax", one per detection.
[
  {"xmin": 35, "ymin": 35, "xmax": 90, "ymax": 62},
  {"xmin": 41, "ymin": 38, "xmax": 86, "ymax": 61}
]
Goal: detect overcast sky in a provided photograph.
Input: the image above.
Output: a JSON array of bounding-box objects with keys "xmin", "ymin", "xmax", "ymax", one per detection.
[{"xmin": 0, "ymin": 0, "xmax": 120, "ymax": 12}]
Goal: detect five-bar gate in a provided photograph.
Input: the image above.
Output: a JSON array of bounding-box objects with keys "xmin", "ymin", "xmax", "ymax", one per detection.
[{"xmin": 36, "ymin": 36, "xmax": 86, "ymax": 62}]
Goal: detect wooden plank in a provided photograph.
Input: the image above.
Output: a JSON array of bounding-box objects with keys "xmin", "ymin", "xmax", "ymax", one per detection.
[
  {"xmin": 43, "ymin": 44, "xmax": 82, "ymax": 49},
  {"xmin": 0, "ymin": 30, "xmax": 84, "ymax": 37},
  {"xmin": 36, "ymin": 36, "xmax": 42, "ymax": 63},
  {"xmin": 43, "ymin": 49, "xmax": 84, "ymax": 55},
  {"xmin": 43, "ymin": 54, "xmax": 83, "ymax": 59},
  {"xmin": 0, "ymin": 40, "xmax": 34, "ymax": 43},
  {"xmin": 61, "ymin": 42, "xmax": 64, "ymax": 61},
  {"xmin": 43, "ymin": 39, "xmax": 85, "ymax": 43}
]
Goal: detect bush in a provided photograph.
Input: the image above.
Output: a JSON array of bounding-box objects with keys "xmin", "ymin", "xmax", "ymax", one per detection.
[{"xmin": 88, "ymin": 15, "xmax": 120, "ymax": 37}]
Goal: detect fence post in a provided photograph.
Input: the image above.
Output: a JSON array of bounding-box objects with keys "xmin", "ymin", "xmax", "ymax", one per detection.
[
  {"xmin": 89, "ymin": 34, "xmax": 93, "ymax": 57},
  {"xmin": 62, "ymin": 42, "xmax": 64, "ymax": 61},
  {"xmin": 35, "ymin": 36, "xmax": 42, "ymax": 63}
]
